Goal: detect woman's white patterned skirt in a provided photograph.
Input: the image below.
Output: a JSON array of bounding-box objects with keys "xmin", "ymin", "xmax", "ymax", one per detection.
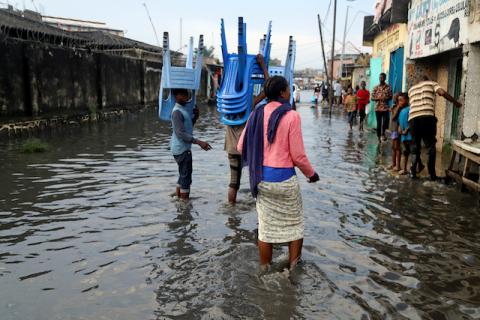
[{"xmin": 256, "ymin": 176, "xmax": 304, "ymax": 243}]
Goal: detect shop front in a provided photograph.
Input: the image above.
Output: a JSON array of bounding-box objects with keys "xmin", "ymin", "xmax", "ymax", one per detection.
[{"xmin": 406, "ymin": 0, "xmax": 470, "ymax": 150}]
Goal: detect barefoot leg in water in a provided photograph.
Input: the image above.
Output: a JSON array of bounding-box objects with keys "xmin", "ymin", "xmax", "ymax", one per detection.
[
  {"xmin": 228, "ymin": 187, "xmax": 238, "ymax": 204},
  {"xmin": 289, "ymin": 239, "xmax": 303, "ymax": 270},
  {"xmin": 258, "ymin": 240, "xmax": 273, "ymax": 266},
  {"xmin": 176, "ymin": 186, "xmax": 181, "ymax": 198}
]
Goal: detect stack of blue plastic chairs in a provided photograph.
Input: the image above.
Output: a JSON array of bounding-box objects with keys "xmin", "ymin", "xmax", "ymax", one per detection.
[
  {"xmin": 268, "ymin": 36, "xmax": 297, "ymax": 106},
  {"xmin": 217, "ymin": 18, "xmax": 297, "ymax": 125},
  {"xmin": 217, "ymin": 18, "xmax": 272, "ymax": 126},
  {"xmin": 158, "ymin": 32, "xmax": 204, "ymax": 121}
]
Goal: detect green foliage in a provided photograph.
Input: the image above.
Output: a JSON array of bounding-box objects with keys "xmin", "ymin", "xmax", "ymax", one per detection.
[
  {"xmin": 195, "ymin": 46, "xmax": 216, "ymax": 59},
  {"xmin": 269, "ymin": 58, "xmax": 282, "ymax": 67},
  {"xmin": 203, "ymin": 46, "xmax": 216, "ymax": 59},
  {"xmin": 22, "ymin": 139, "xmax": 49, "ymax": 153}
]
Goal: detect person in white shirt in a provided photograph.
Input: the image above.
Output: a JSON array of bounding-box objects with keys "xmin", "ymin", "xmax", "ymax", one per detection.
[{"xmin": 334, "ymin": 80, "xmax": 343, "ymax": 107}]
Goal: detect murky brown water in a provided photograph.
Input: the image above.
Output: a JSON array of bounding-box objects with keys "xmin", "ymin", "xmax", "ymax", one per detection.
[{"xmin": 1, "ymin": 97, "xmax": 479, "ymax": 320}]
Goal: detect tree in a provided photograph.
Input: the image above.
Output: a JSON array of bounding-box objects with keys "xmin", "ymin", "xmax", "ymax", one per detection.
[
  {"xmin": 195, "ymin": 46, "xmax": 216, "ymax": 59},
  {"xmin": 203, "ymin": 46, "xmax": 216, "ymax": 59},
  {"xmin": 269, "ymin": 58, "xmax": 282, "ymax": 66}
]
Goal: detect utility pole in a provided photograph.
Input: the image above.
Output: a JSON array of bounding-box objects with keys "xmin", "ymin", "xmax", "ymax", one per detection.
[
  {"xmin": 142, "ymin": 3, "xmax": 160, "ymax": 46},
  {"xmin": 339, "ymin": 5, "xmax": 351, "ymax": 80},
  {"xmin": 317, "ymin": 14, "xmax": 330, "ymax": 96},
  {"xmin": 329, "ymin": 0, "xmax": 337, "ymax": 117}
]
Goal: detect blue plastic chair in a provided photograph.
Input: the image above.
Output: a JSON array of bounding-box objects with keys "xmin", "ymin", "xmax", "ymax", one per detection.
[
  {"xmin": 158, "ymin": 33, "xmax": 204, "ymax": 121},
  {"xmin": 268, "ymin": 36, "xmax": 297, "ymax": 106},
  {"xmin": 217, "ymin": 18, "xmax": 272, "ymax": 126}
]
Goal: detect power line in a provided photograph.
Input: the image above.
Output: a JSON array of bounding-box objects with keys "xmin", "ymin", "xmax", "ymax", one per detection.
[
  {"xmin": 142, "ymin": 2, "xmax": 160, "ymax": 46},
  {"xmin": 346, "ymin": 10, "xmax": 370, "ymax": 36},
  {"xmin": 323, "ymin": 0, "xmax": 333, "ymax": 24}
]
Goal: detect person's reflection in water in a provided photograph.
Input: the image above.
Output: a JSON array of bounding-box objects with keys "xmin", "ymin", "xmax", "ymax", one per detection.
[
  {"xmin": 224, "ymin": 213, "xmax": 256, "ymax": 245},
  {"xmin": 312, "ymin": 104, "xmax": 320, "ymax": 119},
  {"xmin": 166, "ymin": 201, "xmax": 197, "ymax": 256}
]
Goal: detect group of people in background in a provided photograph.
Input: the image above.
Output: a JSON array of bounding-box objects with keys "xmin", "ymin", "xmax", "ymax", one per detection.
[{"xmin": 338, "ymin": 73, "xmax": 462, "ymax": 181}]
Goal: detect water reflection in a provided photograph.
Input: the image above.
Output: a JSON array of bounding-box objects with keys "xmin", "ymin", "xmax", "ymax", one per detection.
[{"xmin": 0, "ymin": 101, "xmax": 479, "ymax": 320}]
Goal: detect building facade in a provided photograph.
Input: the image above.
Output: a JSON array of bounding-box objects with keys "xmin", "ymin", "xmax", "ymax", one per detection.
[
  {"xmin": 363, "ymin": 0, "xmax": 410, "ymax": 118},
  {"xmin": 42, "ymin": 15, "xmax": 124, "ymax": 36},
  {"xmin": 351, "ymin": 54, "xmax": 371, "ymax": 89},
  {"xmin": 406, "ymin": 0, "xmax": 475, "ymax": 151},
  {"xmin": 327, "ymin": 53, "xmax": 361, "ymax": 82}
]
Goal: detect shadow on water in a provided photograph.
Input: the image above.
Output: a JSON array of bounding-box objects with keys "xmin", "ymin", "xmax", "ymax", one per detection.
[{"xmin": 0, "ymin": 97, "xmax": 479, "ymax": 319}]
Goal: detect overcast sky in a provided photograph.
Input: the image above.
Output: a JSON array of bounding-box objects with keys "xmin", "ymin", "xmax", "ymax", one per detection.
[{"xmin": 10, "ymin": 0, "xmax": 377, "ymax": 69}]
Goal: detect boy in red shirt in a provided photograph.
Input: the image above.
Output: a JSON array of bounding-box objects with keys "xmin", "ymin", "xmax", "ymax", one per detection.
[{"xmin": 356, "ymin": 81, "xmax": 370, "ymax": 131}]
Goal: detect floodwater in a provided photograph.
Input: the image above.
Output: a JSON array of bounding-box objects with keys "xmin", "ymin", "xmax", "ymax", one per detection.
[{"xmin": 0, "ymin": 96, "xmax": 479, "ymax": 320}]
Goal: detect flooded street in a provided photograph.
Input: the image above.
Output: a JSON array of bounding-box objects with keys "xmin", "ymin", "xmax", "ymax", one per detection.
[{"xmin": 1, "ymin": 97, "xmax": 479, "ymax": 320}]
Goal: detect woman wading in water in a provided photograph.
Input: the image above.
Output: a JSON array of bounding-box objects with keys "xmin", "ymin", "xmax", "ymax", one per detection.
[{"xmin": 238, "ymin": 76, "xmax": 319, "ymax": 271}]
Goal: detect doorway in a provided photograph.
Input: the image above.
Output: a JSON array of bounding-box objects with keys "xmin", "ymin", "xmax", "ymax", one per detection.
[{"xmin": 450, "ymin": 58, "xmax": 463, "ymax": 139}]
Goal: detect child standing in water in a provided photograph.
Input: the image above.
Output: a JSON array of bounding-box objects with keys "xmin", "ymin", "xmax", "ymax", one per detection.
[
  {"xmin": 389, "ymin": 93, "xmax": 402, "ymax": 171},
  {"xmin": 170, "ymin": 89, "xmax": 212, "ymax": 200},
  {"xmin": 238, "ymin": 76, "xmax": 319, "ymax": 271},
  {"xmin": 344, "ymin": 87, "xmax": 357, "ymax": 131},
  {"xmin": 397, "ymin": 93, "xmax": 421, "ymax": 175}
]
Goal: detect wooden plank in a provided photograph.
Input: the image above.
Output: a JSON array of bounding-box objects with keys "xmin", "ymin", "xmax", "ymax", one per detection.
[
  {"xmin": 446, "ymin": 170, "xmax": 480, "ymax": 193},
  {"xmin": 452, "ymin": 144, "xmax": 480, "ymax": 164},
  {"xmin": 463, "ymin": 158, "xmax": 471, "ymax": 177},
  {"xmin": 448, "ymin": 150, "xmax": 457, "ymax": 171}
]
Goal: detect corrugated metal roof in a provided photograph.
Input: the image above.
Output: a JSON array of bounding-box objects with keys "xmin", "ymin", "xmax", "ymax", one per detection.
[
  {"xmin": 76, "ymin": 31, "xmax": 161, "ymax": 52},
  {"xmin": 0, "ymin": 9, "xmax": 86, "ymax": 42}
]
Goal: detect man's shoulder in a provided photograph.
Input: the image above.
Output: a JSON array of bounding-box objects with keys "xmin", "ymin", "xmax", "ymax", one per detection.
[
  {"xmin": 172, "ymin": 109, "xmax": 183, "ymax": 116},
  {"xmin": 171, "ymin": 109, "xmax": 185, "ymax": 121}
]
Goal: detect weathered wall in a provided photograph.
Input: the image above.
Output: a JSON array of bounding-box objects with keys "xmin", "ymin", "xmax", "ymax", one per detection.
[
  {"xmin": 0, "ymin": 41, "xmax": 27, "ymax": 116},
  {"xmin": 28, "ymin": 45, "xmax": 98, "ymax": 116},
  {"xmin": 144, "ymin": 62, "xmax": 162, "ymax": 103},
  {"xmin": 0, "ymin": 39, "xmax": 162, "ymax": 120},
  {"xmin": 351, "ymin": 67, "xmax": 369, "ymax": 89},
  {"xmin": 463, "ymin": 43, "xmax": 480, "ymax": 138}
]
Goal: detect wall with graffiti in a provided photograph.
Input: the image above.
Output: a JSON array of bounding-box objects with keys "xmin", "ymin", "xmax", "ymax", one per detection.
[{"xmin": 407, "ymin": 0, "xmax": 469, "ymax": 59}]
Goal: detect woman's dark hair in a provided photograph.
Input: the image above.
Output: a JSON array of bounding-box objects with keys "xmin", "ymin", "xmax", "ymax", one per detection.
[{"xmin": 264, "ymin": 76, "xmax": 289, "ymax": 101}]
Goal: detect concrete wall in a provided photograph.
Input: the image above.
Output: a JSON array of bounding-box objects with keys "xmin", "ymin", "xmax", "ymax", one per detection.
[
  {"xmin": 0, "ymin": 39, "xmax": 162, "ymax": 120},
  {"xmin": 28, "ymin": 45, "xmax": 98, "ymax": 116},
  {"xmin": 328, "ymin": 58, "xmax": 354, "ymax": 80},
  {"xmin": 351, "ymin": 67, "xmax": 369, "ymax": 89},
  {"xmin": 462, "ymin": 43, "xmax": 480, "ymax": 138},
  {"xmin": 0, "ymin": 41, "xmax": 28, "ymax": 116}
]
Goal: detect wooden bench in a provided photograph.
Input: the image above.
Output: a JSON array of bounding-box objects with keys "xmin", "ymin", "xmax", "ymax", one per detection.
[{"xmin": 446, "ymin": 140, "xmax": 480, "ymax": 193}]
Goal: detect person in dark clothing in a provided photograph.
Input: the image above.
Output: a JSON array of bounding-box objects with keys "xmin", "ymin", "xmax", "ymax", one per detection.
[{"xmin": 321, "ymin": 83, "xmax": 329, "ymax": 105}]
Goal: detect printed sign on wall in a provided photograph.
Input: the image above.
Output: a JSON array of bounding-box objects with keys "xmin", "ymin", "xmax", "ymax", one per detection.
[{"xmin": 408, "ymin": 0, "xmax": 469, "ymax": 59}]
